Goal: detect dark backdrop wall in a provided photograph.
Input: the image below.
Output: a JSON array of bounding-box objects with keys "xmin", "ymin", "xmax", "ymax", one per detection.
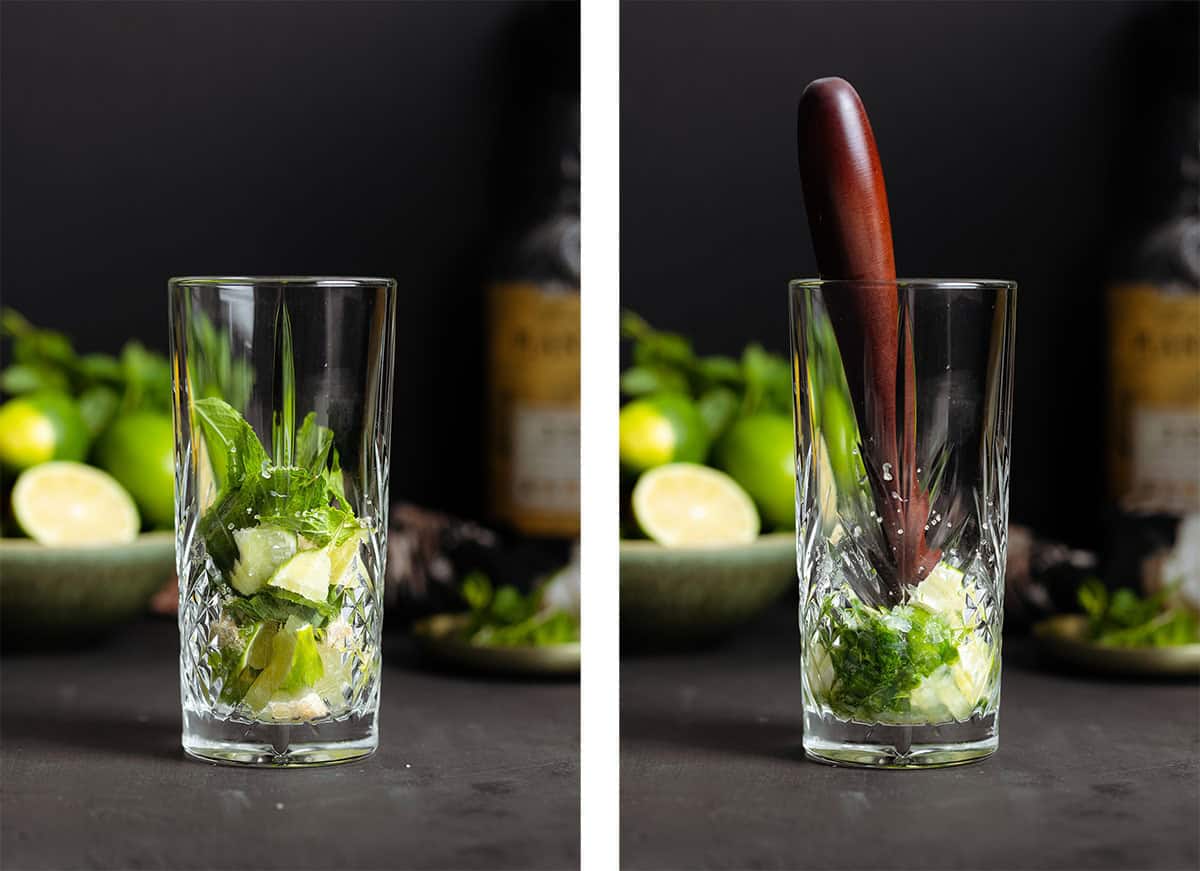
[
  {"xmin": 1, "ymin": 0, "xmax": 578, "ymax": 521},
  {"xmin": 621, "ymin": 0, "xmax": 1196, "ymax": 550}
]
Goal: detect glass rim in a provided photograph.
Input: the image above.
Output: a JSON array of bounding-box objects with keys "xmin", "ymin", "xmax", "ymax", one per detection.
[
  {"xmin": 169, "ymin": 276, "xmax": 396, "ymax": 288},
  {"xmin": 789, "ymin": 277, "xmax": 1016, "ymax": 291}
]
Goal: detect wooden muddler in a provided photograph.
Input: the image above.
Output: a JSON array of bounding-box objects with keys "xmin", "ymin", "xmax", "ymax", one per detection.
[{"xmin": 796, "ymin": 77, "xmax": 938, "ymax": 597}]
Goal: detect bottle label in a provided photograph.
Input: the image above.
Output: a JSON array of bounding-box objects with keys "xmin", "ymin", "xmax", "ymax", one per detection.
[
  {"xmin": 1108, "ymin": 283, "xmax": 1200, "ymax": 514},
  {"xmin": 487, "ymin": 281, "xmax": 581, "ymax": 537}
]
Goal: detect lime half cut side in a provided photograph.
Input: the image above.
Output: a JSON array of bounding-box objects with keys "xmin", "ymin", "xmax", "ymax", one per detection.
[
  {"xmin": 632, "ymin": 462, "xmax": 760, "ymax": 547},
  {"xmin": 12, "ymin": 460, "xmax": 140, "ymax": 546}
]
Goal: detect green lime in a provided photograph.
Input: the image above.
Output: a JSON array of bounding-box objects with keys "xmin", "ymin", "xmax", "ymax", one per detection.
[
  {"xmin": 11, "ymin": 460, "xmax": 140, "ymax": 545},
  {"xmin": 619, "ymin": 393, "xmax": 710, "ymax": 474},
  {"xmin": 230, "ymin": 525, "xmax": 298, "ymax": 596},
  {"xmin": 94, "ymin": 412, "xmax": 175, "ymax": 530},
  {"xmin": 632, "ymin": 462, "xmax": 759, "ymax": 547},
  {"xmin": 243, "ymin": 618, "xmax": 325, "ymax": 714},
  {"xmin": 714, "ymin": 413, "xmax": 796, "ymax": 531},
  {"xmin": 0, "ymin": 392, "xmax": 90, "ymax": 471},
  {"xmin": 268, "ymin": 549, "xmax": 333, "ymax": 606}
]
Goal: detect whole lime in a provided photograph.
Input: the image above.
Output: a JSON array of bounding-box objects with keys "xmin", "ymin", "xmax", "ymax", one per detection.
[
  {"xmin": 94, "ymin": 412, "xmax": 176, "ymax": 529},
  {"xmin": 619, "ymin": 393, "xmax": 709, "ymax": 475},
  {"xmin": 714, "ymin": 413, "xmax": 796, "ymax": 531},
  {"xmin": 0, "ymin": 392, "xmax": 90, "ymax": 471}
]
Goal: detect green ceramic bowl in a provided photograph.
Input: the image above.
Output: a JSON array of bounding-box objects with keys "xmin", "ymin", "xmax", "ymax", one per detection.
[
  {"xmin": 620, "ymin": 531, "xmax": 797, "ymax": 647},
  {"xmin": 0, "ymin": 532, "xmax": 175, "ymax": 647}
]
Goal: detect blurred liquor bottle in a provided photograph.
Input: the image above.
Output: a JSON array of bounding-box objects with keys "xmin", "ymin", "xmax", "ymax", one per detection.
[
  {"xmin": 485, "ymin": 92, "xmax": 580, "ymax": 540},
  {"xmin": 1106, "ymin": 90, "xmax": 1199, "ymax": 595}
]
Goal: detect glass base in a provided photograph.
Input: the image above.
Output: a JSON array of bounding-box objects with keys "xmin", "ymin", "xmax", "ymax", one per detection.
[
  {"xmin": 803, "ymin": 710, "xmax": 997, "ymax": 769},
  {"xmin": 182, "ymin": 708, "xmax": 378, "ymax": 768}
]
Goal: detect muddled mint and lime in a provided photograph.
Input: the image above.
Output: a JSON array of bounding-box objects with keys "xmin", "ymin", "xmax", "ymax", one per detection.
[
  {"xmin": 194, "ymin": 396, "xmax": 369, "ymax": 723},
  {"xmin": 807, "ymin": 565, "xmax": 998, "ymax": 725}
]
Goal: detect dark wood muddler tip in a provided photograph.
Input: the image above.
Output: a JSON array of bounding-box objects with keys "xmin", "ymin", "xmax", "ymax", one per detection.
[{"xmin": 796, "ymin": 77, "xmax": 896, "ymax": 282}]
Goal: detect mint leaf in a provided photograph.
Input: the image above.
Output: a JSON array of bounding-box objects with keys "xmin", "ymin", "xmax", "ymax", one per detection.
[
  {"xmin": 226, "ymin": 591, "xmax": 326, "ymax": 627},
  {"xmin": 194, "ymin": 397, "xmax": 270, "ymax": 491},
  {"xmin": 0, "ymin": 363, "xmax": 70, "ymax": 394},
  {"xmin": 461, "ymin": 571, "xmax": 492, "ymax": 613},
  {"xmin": 619, "ymin": 365, "xmax": 689, "ymax": 397},
  {"xmin": 256, "ymin": 503, "xmax": 359, "ymax": 548},
  {"xmin": 326, "ymin": 448, "xmax": 350, "ymax": 510},
  {"xmin": 77, "ymin": 385, "xmax": 122, "ymax": 437},
  {"xmin": 697, "ymin": 386, "xmax": 739, "ymax": 440},
  {"xmin": 295, "ymin": 412, "xmax": 334, "ymax": 475}
]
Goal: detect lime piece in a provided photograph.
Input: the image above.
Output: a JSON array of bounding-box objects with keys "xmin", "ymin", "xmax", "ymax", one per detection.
[
  {"xmin": 267, "ymin": 549, "xmax": 332, "ymax": 605},
  {"xmin": 11, "ymin": 461, "xmax": 139, "ymax": 545},
  {"xmin": 713, "ymin": 413, "xmax": 796, "ymax": 531},
  {"xmin": 313, "ymin": 641, "xmax": 353, "ymax": 713},
  {"xmin": 950, "ymin": 635, "xmax": 995, "ymax": 709},
  {"xmin": 230, "ymin": 526, "xmax": 298, "ymax": 596},
  {"xmin": 242, "ymin": 622, "xmax": 278, "ymax": 671},
  {"xmin": 619, "ymin": 394, "xmax": 710, "ymax": 475},
  {"xmin": 0, "ymin": 392, "xmax": 89, "ymax": 471},
  {"xmin": 328, "ymin": 533, "xmax": 365, "ymax": 589},
  {"xmin": 280, "ymin": 621, "xmax": 325, "ymax": 693},
  {"xmin": 94, "ymin": 412, "xmax": 176, "ymax": 529},
  {"xmin": 632, "ymin": 462, "xmax": 760, "ymax": 547},
  {"xmin": 912, "ymin": 563, "xmax": 969, "ymax": 627},
  {"xmin": 242, "ymin": 619, "xmax": 325, "ymax": 713}
]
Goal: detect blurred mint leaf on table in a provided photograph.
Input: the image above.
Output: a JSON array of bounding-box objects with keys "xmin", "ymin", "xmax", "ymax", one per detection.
[
  {"xmin": 1077, "ymin": 578, "xmax": 1200, "ymax": 647},
  {"xmin": 457, "ymin": 569, "xmax": 580, "ymax": 647}
]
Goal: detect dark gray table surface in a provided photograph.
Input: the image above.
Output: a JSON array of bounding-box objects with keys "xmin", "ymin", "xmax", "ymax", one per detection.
[
  {"xmin": 1, "ymin": 619, "xmax": 579, "ymax": 871},
  {"xmin": 621, "ymin": 604, "xmax": 1200, "ymax": 871}
]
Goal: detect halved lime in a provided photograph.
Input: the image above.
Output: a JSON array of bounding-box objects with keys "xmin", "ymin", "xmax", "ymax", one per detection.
[
  {"xmin": 11, "ymin": 461, "xmax": 139, "ymax": 546},
  {"xmin": 632, "ymin": 462, "xmax": 760, "ymax": 547},
  {"xmin": 268, "ymin": 549, "xmax": 332, "ymax": 605}
]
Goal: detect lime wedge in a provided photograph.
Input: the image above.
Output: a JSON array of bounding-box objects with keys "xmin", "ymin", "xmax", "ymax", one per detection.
[
  {"xmin": 280, "ymin": 621, "xmax": 324, "ymax": 693},
  {"xmin": 242, "ymin": 622, "xmax": 277, "ymax": 671},
  {"xmin": 912, "ymin": 563, "xmax": 969, "ymax": 627},
  {"xmin": 267, "ymin": 549, "xmax": 332, "ymax": 605},
  {"xmin": 230, "ymin": 526, "xmax": 297, "ymax": 596},
  {"xmin": 11, "ymin": 461, "xmax": 140, "ymax": 546},
  {"xmin": 632, "ymin": 462, "xmax": 760, "ymax": 547},
  {"xmin": 328, "ymin": 532, "xmax": 366, "ymax": 589},
  {"xmin": 242, "ymin": 629, "xmax": 297, "ymax": 712}
]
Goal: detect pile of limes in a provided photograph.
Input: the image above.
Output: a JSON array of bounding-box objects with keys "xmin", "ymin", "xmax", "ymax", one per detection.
[
  {"xmin": 619, "ymin": 312, "xmax": 797, "ymax": 547},
  {"xmin": 0, "ymin": 311, "xmax": 175, "ymax": 545}
]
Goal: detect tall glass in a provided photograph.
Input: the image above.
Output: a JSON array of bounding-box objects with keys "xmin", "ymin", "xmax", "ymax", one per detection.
[
  {"xmin": 170, "ymin": 277, "xmax": 397, "ymax": 766},
  {"xmin": 789, "ymin": 279, "xmax": 1016, "ymax": 768}
]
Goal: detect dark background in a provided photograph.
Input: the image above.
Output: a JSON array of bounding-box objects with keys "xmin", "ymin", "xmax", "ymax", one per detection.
[
  {"xmin": 1, "ymin": 0, "xmax": 578, "ymax": 521},
  {"xmin": 621, "ymin": 0, "xmax": 1197, "ymax": 551}
]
